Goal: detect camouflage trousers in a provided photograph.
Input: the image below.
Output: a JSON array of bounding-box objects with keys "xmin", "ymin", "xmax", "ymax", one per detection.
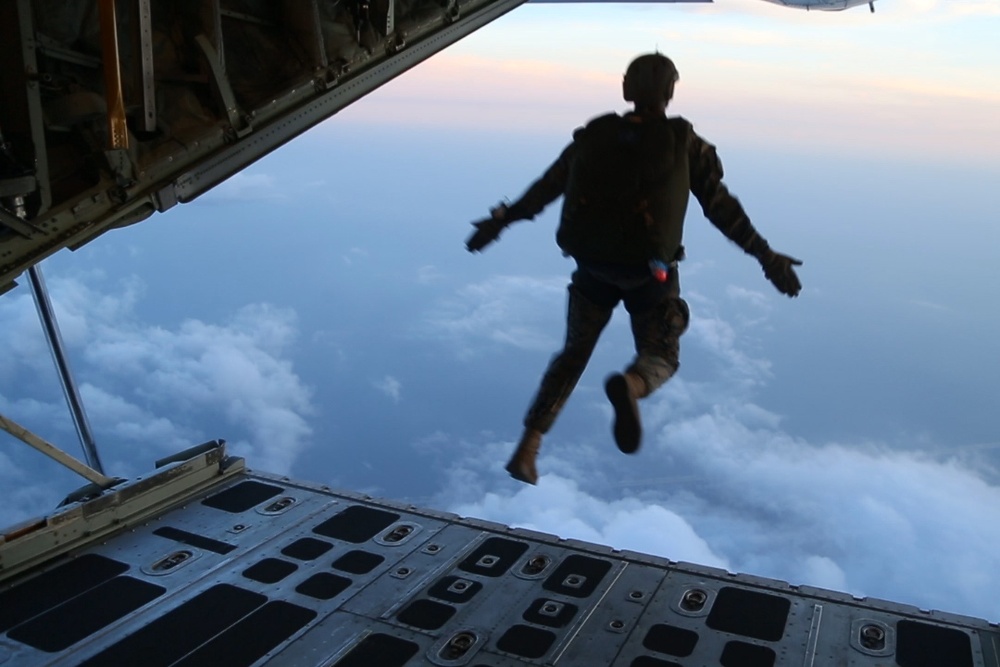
[{"xmin": 524, "ymin": 262, "xmax": 690, "ymax": 434}]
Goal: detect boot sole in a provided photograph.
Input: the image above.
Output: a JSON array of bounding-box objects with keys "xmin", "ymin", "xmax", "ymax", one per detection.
[
  {"xmin": 505, "ymin": 460, "xmax": 537, "ymax": 485},
  {"xmin": 605, "ymin": 374, "xmax": 641, "ymax": 454}
]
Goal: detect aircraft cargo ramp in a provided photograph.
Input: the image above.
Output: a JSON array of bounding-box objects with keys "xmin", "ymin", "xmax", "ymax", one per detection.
[{"xmin": 1, "ymin": 442, "xmax": 997, "ymax": 666}]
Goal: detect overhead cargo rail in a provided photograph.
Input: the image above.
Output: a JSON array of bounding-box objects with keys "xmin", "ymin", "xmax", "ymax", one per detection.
[{"xmin": 0, "ymin": 0, "xmax": 532, "ymax": 294}]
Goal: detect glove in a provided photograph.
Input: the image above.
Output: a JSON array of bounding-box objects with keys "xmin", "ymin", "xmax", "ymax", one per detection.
[
  {"xmin": 760, "ymin": 250, "xmax": 803, "ymax": 297},
  {"xmin": 465, "ymin": 205, "xmax": 510, "ymax": 253}
]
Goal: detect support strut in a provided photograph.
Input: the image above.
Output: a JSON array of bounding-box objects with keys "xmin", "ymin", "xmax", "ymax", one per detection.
[
  {"xmin": 0, "ymin": 412, "xmax": 115, "ymax": 487},
  {"xmin": 27, "ymin": 263, "xmax": 106, "ymax": 474}
]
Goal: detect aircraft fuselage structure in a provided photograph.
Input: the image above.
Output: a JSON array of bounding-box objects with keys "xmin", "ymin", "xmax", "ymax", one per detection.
[{"xmin": 0, "ymin": 0, "xmax": 534, "ymax": 295}]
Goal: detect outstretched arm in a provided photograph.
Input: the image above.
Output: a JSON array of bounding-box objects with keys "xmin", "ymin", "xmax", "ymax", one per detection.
[
  {"xmin": 465, "ymin": 143, "xmax": 574, "ymax": 253},
  {"xmin": 688, "ymin": 129, "xmax": 802, "ymax": 297},
  {"xmin": 758, "ymin": 249, "xmax": 803, "ymax": 297}
]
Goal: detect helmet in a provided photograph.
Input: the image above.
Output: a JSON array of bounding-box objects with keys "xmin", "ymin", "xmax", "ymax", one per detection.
[{"xmin": 623, "ymin": 53, "xmax": 679, "ymax": 106}]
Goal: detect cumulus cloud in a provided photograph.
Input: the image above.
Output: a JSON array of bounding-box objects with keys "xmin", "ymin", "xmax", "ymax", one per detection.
[
  {"xmin": 201, "ymin": 172, "xmax": 279, "ymax": 202},
  {"xmin": 417, "ymin": 265, "xmax": 444, "ymax": 285},
  {"xmin": 81, "ymin": 300, "xmax": 313, "ymax": 474},
  {"xmin": 0, "ymin": 284, "xmax": 72, "ymax": 382},
  {"xmin": 684, "ymin": 291, "xmax": 772, "ymax": 388},
  {"xmin": 725, "ymin": 284, "xmax": 771, "ymax": 313},
  {"xmin": 655, "ymin": 408, "xmax": 1000, "ymax": 618},
  {"xmin": 374, "ymin": 375, "xmax": 402, "ymax": 403},
  {"xmin": 421, "ymin": 274, "xmax": 566, "ymax": 358},
  {"xmin": 342, "ymin": 247, "xmax": 369, "ymax": 265},
  {"xmin": 451, "ymin": 470, "xmax": 729, "ymax": 570},
  {"xmin": 430, "ymin": 281, "xmax": 1000, "ymax": 622},
  {"xmin": 0, "ymin": 276, "xmax": 315, "ymax": 524}
]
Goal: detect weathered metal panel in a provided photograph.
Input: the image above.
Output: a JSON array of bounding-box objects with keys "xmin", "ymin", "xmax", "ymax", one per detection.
[{"xmin": 1, "ymin": 463, "xmax": 994, "ymax": 666}]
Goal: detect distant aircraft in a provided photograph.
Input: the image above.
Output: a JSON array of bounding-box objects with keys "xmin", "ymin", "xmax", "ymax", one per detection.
[
  {"xmin": 759, "ymin": 0, "xmax": 875, "ymax": 10},
  {"xmin": 536, "ymin": 0, "xmax": 876, "ymax": 7}
]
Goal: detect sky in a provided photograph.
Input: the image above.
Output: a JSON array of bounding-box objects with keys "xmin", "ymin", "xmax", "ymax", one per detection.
[{"xmin": 3, "ymin": 0, "xmax": 1000, "ymax": 623}]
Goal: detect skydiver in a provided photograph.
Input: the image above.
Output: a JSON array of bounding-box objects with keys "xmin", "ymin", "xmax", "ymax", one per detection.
[{"xmin": 465, "ymin": 53, "xmax": 802, "ymax": 485}]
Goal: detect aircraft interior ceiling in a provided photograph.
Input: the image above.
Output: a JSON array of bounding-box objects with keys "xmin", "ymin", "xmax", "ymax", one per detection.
[{"xmin": 0, "ymin": 0, "xmax": 527, "ymax": 295}]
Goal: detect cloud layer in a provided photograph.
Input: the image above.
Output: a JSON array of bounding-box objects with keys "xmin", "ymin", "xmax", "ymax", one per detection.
[
  {"xmin": 428, "ymin": 273, "xmax": 1000, "ymax": 622},
  {"xmin": 0, "ymin": 276, "xmax": 314, "ymax": 524},
  {"xmin": 421, "ymin": 274, "xmax": 566, "ymax": 358}
]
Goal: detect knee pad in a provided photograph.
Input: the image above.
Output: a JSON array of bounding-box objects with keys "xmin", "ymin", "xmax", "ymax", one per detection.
[{"xmin": 628, "ymin": 297, "xmax": 688, "ymax": 393}]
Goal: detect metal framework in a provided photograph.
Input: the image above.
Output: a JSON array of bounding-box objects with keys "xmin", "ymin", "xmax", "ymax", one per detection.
[
  {"xmin": 0, "ymin": 444, "xmax": 995, "ymax": 666},
  {"xmin": 0, "ymin": 0, "xmax": 527, "ymax": 294}
]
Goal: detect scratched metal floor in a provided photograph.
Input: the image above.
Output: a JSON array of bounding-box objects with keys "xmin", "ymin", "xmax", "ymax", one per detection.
[{"xmin": 2, "ymin": 464, "xmax": 997, "ymax": 666}]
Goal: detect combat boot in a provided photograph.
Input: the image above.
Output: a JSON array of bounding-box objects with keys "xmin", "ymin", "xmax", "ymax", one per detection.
[
  {"xmin": 505, "ymin": 429, "xmax": 543, "ymax": 485},
  {"xmin": 605, "ymin": 372, "xmax": 646, "ymax": 454}
]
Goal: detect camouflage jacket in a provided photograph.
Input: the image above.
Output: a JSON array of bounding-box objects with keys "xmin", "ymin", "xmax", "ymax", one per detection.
[{"xmin": 505, "ymin": 114, "xmax": 771, "ymax": 262}]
